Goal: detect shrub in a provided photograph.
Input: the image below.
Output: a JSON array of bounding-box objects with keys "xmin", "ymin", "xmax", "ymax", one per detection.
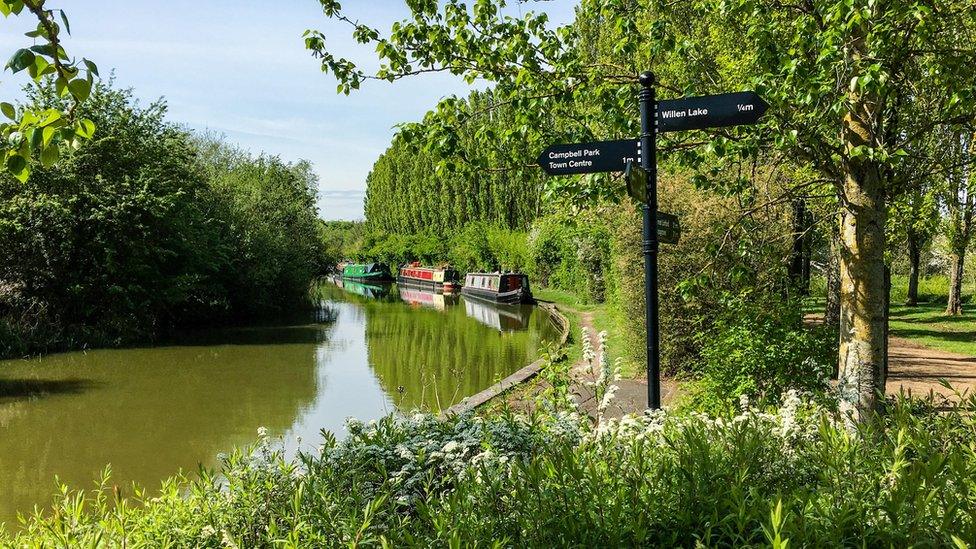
[
  {"xmin": 687, "ymin": 297, "xmax": 835, "ymax": 413},
  {"xmin": 527, "ymin": 212, "xmax": 611, "ymax": 303}
]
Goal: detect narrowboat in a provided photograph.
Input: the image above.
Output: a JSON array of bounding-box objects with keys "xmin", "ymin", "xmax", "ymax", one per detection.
[
  {"xmin": 461, "ymin": 272, "xmax": 533, "ymax": 304},
  {"xmin": 397, "ymin": 262, "xmax": 460, "ymax": 292},
  {"xmin": 342, "ymin": 262, "xmax": 392, "ymax": 281}
]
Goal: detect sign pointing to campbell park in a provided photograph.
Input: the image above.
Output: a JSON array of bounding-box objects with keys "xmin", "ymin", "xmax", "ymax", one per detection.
[
  {"xmin": 537, "ymin": 139, "xmax": 638, "ymax": 176},
  {"xmin": 537, "ymin": 76, "xmax": 769, "ymax": 410},
  {"xmin": 657, "ymin": 91, "xmax": 768, "ymax": 133}
]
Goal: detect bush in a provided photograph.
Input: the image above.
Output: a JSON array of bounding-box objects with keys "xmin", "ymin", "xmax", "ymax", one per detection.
[
  {"xmin": 0, "ymin": 82, "xmax": 325, "ymax": 356},
  {"xmin": 7, "ymin": 392, "xmax": 976, "ymax": 547},
  {"xmin": 527, "ymin": 212, "xmax": 611, "ymax": 303},
  {"xmin": 688, "ymin": 298, "xmax": 835, "ymax": 413}
]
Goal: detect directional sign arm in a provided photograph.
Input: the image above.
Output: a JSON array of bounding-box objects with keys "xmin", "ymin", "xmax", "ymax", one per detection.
[
  {"xmin": 657, "ymin": 92, "xmax": 768, "ymax": 133},
  {"xmin": 538, "ymin": 139, "xmax": 639, "ymax": 176}
]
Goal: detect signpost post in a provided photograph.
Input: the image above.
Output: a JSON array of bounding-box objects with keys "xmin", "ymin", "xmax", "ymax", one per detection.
[
  {"xmin": 537, "ymin": 73, "xmax": 768, "ymax": 409},
  {"xmin": 638, "ymin": 72, "xmax": 660, "ymax": 409}
]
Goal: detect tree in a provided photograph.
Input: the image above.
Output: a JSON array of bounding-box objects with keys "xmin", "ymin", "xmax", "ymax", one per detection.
[
  {"xmin": 888, "ymin": 185, "xmax": 939, "ymax": 306},
  {"xmin": 943, "ymin": 130, "xmax": 974, "ymax": 315},
  {"xmin": 307, "ymin": 0, "xmax": 976, "ymax": 421},
  {"xmin": 1, "ymin": 0, "xmax": 97, "ymax": 181}
]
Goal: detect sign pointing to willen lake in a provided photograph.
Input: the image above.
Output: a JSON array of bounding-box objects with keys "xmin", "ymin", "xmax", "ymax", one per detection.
[
  {"xmin": 537, "ymin": 139, "xmax": 639, "ymax": 176},
  {"xmin": 657, "ymin": 91, "xmax": 768, "ymax": 133},
  {"xmin": 536, "ymin": 75, "xmax": 770, "ymax": 410}
]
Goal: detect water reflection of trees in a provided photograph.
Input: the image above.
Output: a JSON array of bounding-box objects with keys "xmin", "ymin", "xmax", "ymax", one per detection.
[
  {"xmin": 0, "ymin": 323, "xmax": 331, "ymax": 523},
  {"xmin": 362, "ymin": 300, "xmax": 556, "ymax": 411}
]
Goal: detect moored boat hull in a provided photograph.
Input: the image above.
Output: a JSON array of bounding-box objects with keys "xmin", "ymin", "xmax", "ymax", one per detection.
[
  {"xmin": 342, "ymin": 262, "xmax": 393, "ymax": 281},
  {"xmin": 461, "ymin": 285, "xmax": 530, "ymax": 304},
  {"xmin": 397, "ymin": 264, "xmax": 460, "ymax": 293}
]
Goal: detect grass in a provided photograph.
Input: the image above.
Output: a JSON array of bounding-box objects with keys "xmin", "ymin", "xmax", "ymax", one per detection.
[
  {"xmin": 807, "ymin": 275, "xmax": 976, "ymax": 357},
  {"xmin": 889, "ymin": 303, "xmax": 976, "ymax": 357}
]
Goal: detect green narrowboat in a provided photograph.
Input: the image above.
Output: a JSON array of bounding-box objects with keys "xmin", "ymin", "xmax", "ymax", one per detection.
[{"xmin": 341, "ymin": 262, "xmax": 392, "ymax": 281}]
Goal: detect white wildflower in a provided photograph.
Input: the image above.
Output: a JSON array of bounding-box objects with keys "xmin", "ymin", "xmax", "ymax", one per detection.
[
  {"xmin": 443, "ymin": 440, "xmax": 462, "ymax": 454},
  {"xmin": 221, "ymin": 529, "xmax": 239, "ymax": 548},
  {"xmin": 256, "ymin": 426, "xmax": 268, "ymax": 438},
  {"xmin": 739, "ymin": 393, "xmax": 750, "ymax": 411},
  {"xmin": 396, "ymin": 444, "xmax": 414, "ymax": 460}
]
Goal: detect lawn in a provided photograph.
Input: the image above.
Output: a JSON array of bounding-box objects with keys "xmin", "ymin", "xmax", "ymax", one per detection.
[{"xmin": 888, "ymin": 303, "xmax": 976, "ymax": 357}]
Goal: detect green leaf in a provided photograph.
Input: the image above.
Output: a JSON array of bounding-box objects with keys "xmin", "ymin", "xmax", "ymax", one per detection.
[
  {"xmin": 29, "ymin": 127, "xmax": 42, "ymax": 149},
  {"xmin": 40, "ymin": 142, "xmax": 60, "ymax": 167},
  {"xmin": 6, "ymin": 153, "xmax": 28, "ymax": 181},
  {"xmin": 83, "ymin": 58, "xmax": 99, "ymax": 77},
  {"xmin": 42, "ymin": 124, "xmax": 58, "ymax": 146},
  {"xmin": 67, "ymin": 78, "xmax": 91, "ymax": 102},
  {"xmin": 75, "ymin": 118, "xmax": 95, "ymax": 139},
  {"xmin": 29, "ymin": 44, "xmax": 56, "ymax": 57},
  {"xmin": 55, "ymin": 76, "xmax": 68, "ymax": 97},
  {"xmin": 39, "ymin": 110, "xmax": 61, "ymax": 127},
  {"xmin": 0, "ymin": 102, "xmax": 15, "ymax": 120},
  {"xmin": 27, "ymin": 55, "xmax": 48, "ymax": 81},
  {"xmin": 0, "ymin": 2, "xmax": 10, "ymax": 16},
  {"xmin": 59, "ymin": 9, "xmax": 71, "ymax": 35},
  {"xmin": 6, "ymin": 48, "xmax": 34, "ymax": 73}
]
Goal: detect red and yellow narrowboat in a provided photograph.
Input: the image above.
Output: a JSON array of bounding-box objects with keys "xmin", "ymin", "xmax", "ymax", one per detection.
[{"xmin": 397, "ymin": 263, "xmax": 461, "ymax": 293}]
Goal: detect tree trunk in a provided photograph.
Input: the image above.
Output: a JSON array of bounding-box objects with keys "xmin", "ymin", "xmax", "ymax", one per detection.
[
  {"xmin": 824, "ymin": 223, "xmax": 841, "ymax": 327},
  {"xmin": 789, "ymin": 199, "xmax": 806, "ymax": 297},
  {"xmin": 802, "ymin": 208, "xmax": 813, "ymax": 295},
  {"xmin": 905, "ymin": 234, "xmax": 921, "ymax": 306},
  {"xmin": 946, "ymin": 250, "xmax": 966, "ymax": 315},
  {"xmin": 836, "ymin": 81, "xmax": 887, "ymax": 421}
]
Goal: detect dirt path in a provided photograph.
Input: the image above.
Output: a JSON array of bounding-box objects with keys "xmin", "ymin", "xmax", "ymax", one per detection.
[
  {"xmin": 806, "ymin": 314, "xmax": 976, "ymax": 399},
  {"xmin": 506, "ymin": 309, "xmax": 976, "ymax": 418},
  {"xmin": 570, "ymin": 311, "xmax": 679, "ymax": 418},
  {"xmin": 887, "ymin": 336, "xmax": 976, "ymax": 399}
]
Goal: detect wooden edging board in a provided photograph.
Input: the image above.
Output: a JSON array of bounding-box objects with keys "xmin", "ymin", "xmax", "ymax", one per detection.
[{"xmin": 441, "ymin": 302, "xmax": 570, "ymax": 417}]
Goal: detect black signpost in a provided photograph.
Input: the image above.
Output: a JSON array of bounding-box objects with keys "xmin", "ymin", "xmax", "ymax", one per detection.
[{"xmin": 538, "ymin": 73, "xmax": 768, "ymax": 409}]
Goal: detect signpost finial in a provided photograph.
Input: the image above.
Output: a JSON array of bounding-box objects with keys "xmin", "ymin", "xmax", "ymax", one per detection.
[{"xmin": 638, "ymin": 71, "xmax": 655, "ymax": 88}]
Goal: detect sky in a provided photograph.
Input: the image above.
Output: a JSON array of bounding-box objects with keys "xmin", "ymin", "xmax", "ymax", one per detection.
[{"xmin": 0, "ymin": 0, "xmax": 579, "ymax": 220}]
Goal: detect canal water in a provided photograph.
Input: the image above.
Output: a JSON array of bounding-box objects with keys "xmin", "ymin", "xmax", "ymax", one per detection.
[{"xmin": 0, "ymin": 281, "xmax": 559, "ymax": 525}]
